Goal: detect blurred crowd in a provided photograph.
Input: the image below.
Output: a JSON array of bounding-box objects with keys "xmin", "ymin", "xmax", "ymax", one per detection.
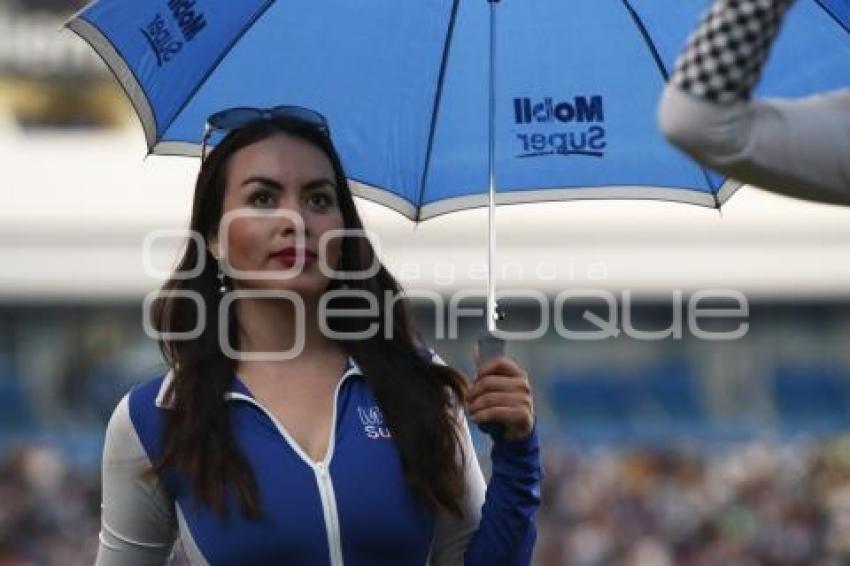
[
  {"xmin": 0, "ymin": 444, "xmax": 99, "ymax": 565},
  {"xmin": 4, "ymin": 436, "xmax": 850, "ymax": 565},
  {"xmin": 536, "ymin": 437, "xmax": 850, "ymax": 565}
]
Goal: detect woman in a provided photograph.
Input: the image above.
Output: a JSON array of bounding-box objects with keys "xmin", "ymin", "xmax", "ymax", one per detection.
[
  {"xmin": 658, "ymin": 0, "xmax": 850, "ymax": 205},
  {"xmin": 96, "ymin": 110, "xmax": 541, "ymax": 565}
]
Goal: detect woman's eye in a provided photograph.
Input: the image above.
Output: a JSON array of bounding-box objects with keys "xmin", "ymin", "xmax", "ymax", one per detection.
[
  {"xmin": 250, "ymin": 189, "xmax": 276, "ymax": 207},
  {"xmin": 308, "ymin": 193, "xmax": 334, "ymax": 209}
]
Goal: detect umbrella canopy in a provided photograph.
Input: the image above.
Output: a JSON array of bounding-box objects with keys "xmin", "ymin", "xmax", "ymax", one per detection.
[
  {"xmin": 67, "ymin": 0, "xmax": 850, "ymax": 331},
  {"xmin": 64, "ymin": 0, "xmax": 842, "ymax": 220}
]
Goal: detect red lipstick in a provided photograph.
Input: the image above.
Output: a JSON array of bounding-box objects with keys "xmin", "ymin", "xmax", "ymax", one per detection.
[{"xmin": 270, "ymin": 247, "xmax": 317, "ymax": 268}]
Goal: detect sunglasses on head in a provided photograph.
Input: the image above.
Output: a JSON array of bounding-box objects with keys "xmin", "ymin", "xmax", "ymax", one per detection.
[{"xmin": 201, "ymin": 105, "xmax": 331, "ymax": 162}]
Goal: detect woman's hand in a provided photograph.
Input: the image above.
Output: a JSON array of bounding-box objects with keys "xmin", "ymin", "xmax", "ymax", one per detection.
[{"xmin": 466, "ymin": 349, "xmax": 535, "ymax": 441}]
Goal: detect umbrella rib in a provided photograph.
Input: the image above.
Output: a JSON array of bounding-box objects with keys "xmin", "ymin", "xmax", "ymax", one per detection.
[
  {"xmin": 620, "ymin": 0, "xmax": 722, "ymax": 207},
  {"xmin": 620, "ymin": 0, "xmax": 670, "ymax": 82},
  {"xmin": 150, "ymin": 0, "xmax": 278, "ymax": 156},
  {"xmin": 812, "ymin": 0, "xmax": 850, "ymax": 35},
  {"xmin": 414, "ymin": 0, "xmax": 462, "ymax": 223}
]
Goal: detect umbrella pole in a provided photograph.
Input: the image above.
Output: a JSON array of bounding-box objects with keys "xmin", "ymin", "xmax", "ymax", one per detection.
[
  {"xmin": 476, "ymin": 0, "xmax": 507, "ymax": 443},
  {"xmin": 486, "ymin": 0, "xmax": 500, "ymax": 335}
]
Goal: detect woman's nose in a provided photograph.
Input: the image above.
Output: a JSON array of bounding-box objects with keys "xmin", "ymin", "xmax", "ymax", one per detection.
[{"xmin": 275, "ymin": 201, "xmax": 307, "ymax": 237}]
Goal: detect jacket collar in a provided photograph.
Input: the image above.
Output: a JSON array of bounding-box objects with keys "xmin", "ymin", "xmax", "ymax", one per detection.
[{"xmin": 155, "ymin": 355, "xmax": 363, "ymax": 409}]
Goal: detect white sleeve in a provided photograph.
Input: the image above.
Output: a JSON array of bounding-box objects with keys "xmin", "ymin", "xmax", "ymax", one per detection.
[
  {"xmin": 659, "ymin": 85, "xmax": 850, "ymax": 206},
  {"xmin": 429, "ymin": 401, "xmax": 487, "ymax": 566},
  {"xmin": 96, "ymin": 393, "xmax": 179, "ymax": 566}
]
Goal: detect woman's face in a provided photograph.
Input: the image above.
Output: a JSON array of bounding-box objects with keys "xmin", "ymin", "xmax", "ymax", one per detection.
[{"xmin": 208, "ymin": 133, "xmax": 345, "ymax": 300}]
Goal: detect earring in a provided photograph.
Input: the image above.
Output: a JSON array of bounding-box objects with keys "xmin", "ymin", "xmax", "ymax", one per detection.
[{"xmin": 216, "ymin": 257, "xmax": 227, "ymax": 294}]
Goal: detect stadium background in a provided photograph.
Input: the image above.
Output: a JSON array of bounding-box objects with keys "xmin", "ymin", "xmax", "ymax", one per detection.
[{"xmin": 3, "ymin": 1, "xmax": 850, "ymax": 564}]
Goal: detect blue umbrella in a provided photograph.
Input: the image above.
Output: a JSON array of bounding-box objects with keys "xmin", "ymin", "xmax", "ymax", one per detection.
[{"xmin": 67, "ymin": 0, "xmax": 850, "ymax": 331}]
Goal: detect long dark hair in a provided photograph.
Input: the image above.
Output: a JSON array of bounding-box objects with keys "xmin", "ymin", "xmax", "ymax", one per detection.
[{"xmin": 145, "ymin": 118, "xmax": 470, "ymax": 520}]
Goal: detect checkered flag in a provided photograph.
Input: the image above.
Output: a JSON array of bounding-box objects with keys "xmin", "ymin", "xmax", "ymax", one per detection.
[{"xmin": 670, "ymin": 0, "xmax": 794, "ymax": 104}]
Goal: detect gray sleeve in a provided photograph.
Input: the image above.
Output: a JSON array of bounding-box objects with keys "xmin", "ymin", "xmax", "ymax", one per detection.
[
  {"xmin": 659, "ymin": 85, "xmax": 850, "ymax": 205},
  {"xmin": 96, "ymin": 393, "xmax": 179, "ymax": 566},
  {"xmin": 659, "ymin": 0, "xmax": 850, "ymax": 204},
  {"xmin": 425, "ymin": 349, "xmax": 487, "ymax": 566},
  {"xmin": 429, "ymin": 405, "xmax": 487, "ymax": 566}
]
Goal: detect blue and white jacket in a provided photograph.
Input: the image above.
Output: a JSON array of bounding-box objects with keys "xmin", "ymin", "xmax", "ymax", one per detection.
[{"xmin": 95, "ymin": 353, "xmax": 542, "ymax": 565}]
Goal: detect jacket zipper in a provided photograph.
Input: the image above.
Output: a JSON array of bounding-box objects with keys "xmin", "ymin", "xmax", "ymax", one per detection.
[
  {"xmin": 224, "ymin": 367, "xmax": 354, "ymax": 566},
  {"xmin": 315, "ymin": 461, "xmax": 344, "ymax": 566}
]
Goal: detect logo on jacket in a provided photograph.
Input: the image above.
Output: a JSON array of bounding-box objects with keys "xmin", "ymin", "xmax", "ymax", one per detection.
[{"xmin": 357, "ymin": 406, "xmax": 392, "ymax": 439}]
